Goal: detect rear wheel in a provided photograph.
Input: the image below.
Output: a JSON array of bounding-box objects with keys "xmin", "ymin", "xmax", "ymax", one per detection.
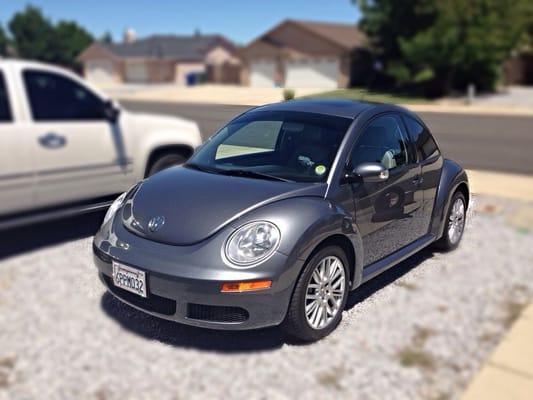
[
  {"xmin": 434, "ymin": 191, "xmax": 466, "ymax": 251},
  {"xmin": 282, "ymin": 245, "xmax": 349, "ymax": 342},
  {"xmin": 147, "ymin": 153, "xmax": 187, "ymax": 176}
]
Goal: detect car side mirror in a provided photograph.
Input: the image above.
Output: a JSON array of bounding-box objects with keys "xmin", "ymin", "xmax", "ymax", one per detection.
[
  {"xmin": 346, "ymin": 162, "xmax": 389, "ymax": 183},
  {"xmin": 103, "ymin": 100, "xmax": 120, "ymax": 123}
]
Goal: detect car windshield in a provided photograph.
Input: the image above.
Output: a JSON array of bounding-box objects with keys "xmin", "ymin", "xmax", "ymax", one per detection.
[{"xmin": 187, "ymin": 111, "xmax": 352, "ymax": 183}]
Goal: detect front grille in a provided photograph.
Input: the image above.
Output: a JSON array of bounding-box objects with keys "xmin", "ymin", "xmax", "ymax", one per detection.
[
  {"xmin": 103, "ymin": 274, "xmax": 176, "ymax": 316},
  {"xmin": 187, "ymin": 303, "xmax": 249, "ymax": 323}
]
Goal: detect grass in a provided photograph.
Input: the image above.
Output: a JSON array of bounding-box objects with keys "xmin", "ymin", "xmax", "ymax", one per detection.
[
  {"xmin": 503, "ymin": 301, "xmax": 527, "ymax": 328},
  {"xmin": 397, "ymin": 326, "xmax": 436, "ymax": 370},
  {"xmin": 304, "ymin": 87, "xmax": 432, "ymax": 105},
  {"xmin": 398, "ymin": 347, "xmax": 436, "ymax": 370}
]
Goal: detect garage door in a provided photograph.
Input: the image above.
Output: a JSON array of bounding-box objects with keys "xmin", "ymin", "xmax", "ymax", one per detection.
[
  {"xmin": 285, "ymin": 58, "xmax": 339, "ymax": 88},
  {"xmin": 250, "ymin": 60, "xmax": 276, "ymax": 87},
  {"xmin": 125, "ymin": 62, "xmax": 149, "ymax": 83},
  {"xmin": 86, "ymin": 60, "xmax": 115, "ymax": 84}
]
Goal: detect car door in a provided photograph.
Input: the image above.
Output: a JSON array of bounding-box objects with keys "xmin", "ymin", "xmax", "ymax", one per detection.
[
  {"xmin": 0, "ymin": 66, "xmax": 34, "ymax": 217},
  {"xmin": 21, "ymin": 68, "xmax": 130, "ymax": 208},
  {"xmin": 348, "ymin": 113, "xmax": 426, "ymax": 266},
  {"xmin": 402, "ymin": 114, "xmax": 443, "ymax": 234}
]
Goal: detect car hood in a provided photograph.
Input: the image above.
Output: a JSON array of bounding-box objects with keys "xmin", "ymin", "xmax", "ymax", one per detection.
[{"xmin": 122, "ymin": 166, "xmax": 326, "ymax": 245}]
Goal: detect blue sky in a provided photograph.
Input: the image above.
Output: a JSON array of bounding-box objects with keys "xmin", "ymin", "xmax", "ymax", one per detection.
[{"xmin": 0, "ymin": 1, "xmax": 360, "ymax": 45}]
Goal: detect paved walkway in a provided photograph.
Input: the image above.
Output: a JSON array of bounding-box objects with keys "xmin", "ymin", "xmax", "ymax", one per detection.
[
  {"xmin": 462, "ymin": 304, "xmax": 533, "ymax": 400},
  {"xmin": 101, "ymin": 83, "xmax": 533, "ymax": 115}
]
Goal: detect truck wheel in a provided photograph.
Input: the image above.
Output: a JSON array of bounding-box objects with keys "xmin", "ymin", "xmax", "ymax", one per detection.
[
  {"xmin": 434, "ymin": 191, "xmax": 467, "ymax": 251},
  {"xmin": 282, "ymin": 245, "xmax": 349, "ymax": 342},
  {"xmin": 147, "ymin": 153, "xmax": 187, "ymax": 176}
]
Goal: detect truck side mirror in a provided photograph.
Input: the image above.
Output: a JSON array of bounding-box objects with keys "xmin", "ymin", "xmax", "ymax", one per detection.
[{"xmin": 103, "ymin": 100, "xmax": 120, "ymax": 123}]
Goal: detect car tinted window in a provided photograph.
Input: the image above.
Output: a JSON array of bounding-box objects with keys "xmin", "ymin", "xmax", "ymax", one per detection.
[
  {"xmin": 350, "ymin": 114, "xmax": 410, "ymax": 170},
  {"xmin": 216, "ymin": 121, "xmax": 282, "ymax": 159},
  {"xmin": 0, "ymin": 72, "xmax": 12, "ymax": 122},
  {"xmin": 189, "ymin": 111, "xmax": 352, "ymax": 183},
  {"xmin": 404, "ymin": 116, "xmax": 440, "ymax": 160},
  {"xmin": 23, "ymin": 70, "xmax": 105, "ymax": 121}
]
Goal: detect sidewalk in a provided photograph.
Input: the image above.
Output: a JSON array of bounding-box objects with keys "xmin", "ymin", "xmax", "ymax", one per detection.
[
  {"xmin": 462, "ymin": 304, "xmax": 533, "ymax": 400},
  {"xmin": 466, "ymin": 169, "xmax": 533, "ymax": 202}
]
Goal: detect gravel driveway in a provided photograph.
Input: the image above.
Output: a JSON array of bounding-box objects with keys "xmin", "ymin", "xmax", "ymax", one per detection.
[{"xmin": 1, "ymin": 196, "xmax": 532, "ymax": 400}]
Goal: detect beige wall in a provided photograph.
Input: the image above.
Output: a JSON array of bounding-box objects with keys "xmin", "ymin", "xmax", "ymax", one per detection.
[
  {"xmin": 205, "ymin": 46, "xmax": 241, "ymax": 66},
  {"xmin": 175, "ymin": 62, "xmax": 206, "ymax": 85}
]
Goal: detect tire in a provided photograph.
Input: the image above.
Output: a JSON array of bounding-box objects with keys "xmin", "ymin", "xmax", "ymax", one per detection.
[
  {"xmin": 434, "ymin": 191, "xmax": 467, "ymax": 251},
  {"xmin": 147, "ymin": 153, "xmax": 187, "ymax": 177},
  {"xmin": 282, "ymin": 245, "xmax": 350, "ymax": 342}
]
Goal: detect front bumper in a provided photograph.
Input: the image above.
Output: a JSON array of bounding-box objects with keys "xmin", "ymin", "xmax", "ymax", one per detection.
[{"xmin": 92, "ymin": 214, "xmax": 303, "ymax": 330}]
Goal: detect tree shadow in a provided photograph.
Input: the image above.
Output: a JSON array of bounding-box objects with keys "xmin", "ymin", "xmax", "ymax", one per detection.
[
  {"xmin": 0, "ymin": 211, "xmax": 105, "ymax": 260},
  {"xmin": 101, "ymin": 246, "xmax": 436, "ymax": 353}
]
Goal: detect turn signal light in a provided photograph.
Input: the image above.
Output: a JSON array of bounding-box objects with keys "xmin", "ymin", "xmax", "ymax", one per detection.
[{"xmin": 221, "ymin": 280, "xmax": 272, "ymax": 293}]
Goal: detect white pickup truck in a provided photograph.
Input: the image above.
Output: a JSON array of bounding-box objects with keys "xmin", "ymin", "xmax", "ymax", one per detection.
[{"xmin": 0, "ymin": 59, "xmax": 202, "ymax": 228}]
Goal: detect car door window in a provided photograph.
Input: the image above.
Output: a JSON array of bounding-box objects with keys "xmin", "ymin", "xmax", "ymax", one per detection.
[
  {"xmin": 23, "ymin": 70, "xmax": 106, "ymax": 121},
  {"xmin": 404, "ymin": 116, "xmax": 440, "ymax": 160},
  {"xmin": 0, "ymin": 71, "xmax": 12, "ymax": 122},
  {"xmin": 350, "ymin": 114, "xmax": 411, "ymax": 170}
]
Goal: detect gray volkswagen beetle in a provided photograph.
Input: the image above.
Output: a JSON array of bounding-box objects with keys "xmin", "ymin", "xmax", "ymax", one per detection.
[{"xmin": 93, "ymin": 99, "xmax": 469, "ymax": 341}]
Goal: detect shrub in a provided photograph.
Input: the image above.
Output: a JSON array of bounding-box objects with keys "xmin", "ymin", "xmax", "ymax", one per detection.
[{"xmin": 283, "ymin": 88, "xmax": 295, "ymax": 101}]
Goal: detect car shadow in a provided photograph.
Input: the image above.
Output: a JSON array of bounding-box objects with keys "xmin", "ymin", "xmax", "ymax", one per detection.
[
  {"xmin": 100, "ymin": 246, "xmax": 436, "ymax": 353},
  {"xmin": 0, "ymin": 211, "xmax": 105, "ymax": 260}
]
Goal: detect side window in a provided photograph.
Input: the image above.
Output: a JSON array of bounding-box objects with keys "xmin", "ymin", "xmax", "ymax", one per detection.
[
  {"xmin": 23, "ymin": 70, "xmax": 105, "ymax": 121},
  {"xmin": 350, "ymin": 115, "xmax": 410, "ymax": 170},
  {"xmin": 0, "ymin": 71, "xmax": 12, "ymax": 122},
  {"xmin": 404, "ymin": 116, "xmax": 440, "ymax": 160},
  {"xmin": 216, "ymin": 121, "xmax": 282, "ymax": 159}
]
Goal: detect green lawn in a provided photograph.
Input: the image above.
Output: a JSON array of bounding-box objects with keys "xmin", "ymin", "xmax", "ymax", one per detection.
[{"xmin": 303, "ymin": 88, "xmax": 432, "ymax": 104}]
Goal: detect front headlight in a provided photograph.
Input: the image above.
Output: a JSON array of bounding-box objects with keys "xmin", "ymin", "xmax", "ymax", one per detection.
[
  {"xmin": 224, "ymin": 221, "xmax": 281, "ymax": 268},
  {"xmin": 102, "ymin": 191, "xmax": 127, "ymax": 227}
]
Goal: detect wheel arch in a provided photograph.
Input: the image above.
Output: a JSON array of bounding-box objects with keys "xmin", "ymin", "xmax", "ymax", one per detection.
[
  {"xmin": 144, "ymin": 144, "xmax": 194, "ymax": 177},
  {"xmin": 430, "ymin": 159, "xmax": 470, "ymax": 238}
]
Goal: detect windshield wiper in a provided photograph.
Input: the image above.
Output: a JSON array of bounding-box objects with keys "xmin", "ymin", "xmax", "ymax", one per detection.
[
  {"xmin": 220, "ymin": 169, "xmax": 292, "ymax": 182},
  {"xmin": 185, "ymin": 163, "xmax": 222, "ymax": 175}
]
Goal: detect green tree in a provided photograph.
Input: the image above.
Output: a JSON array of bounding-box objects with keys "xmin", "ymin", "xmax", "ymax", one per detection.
[
  {"xmin": 100, "ymin": 31, "xmax": 113, "ymax": 44},
  {"xmin": 8, "ymin": 5, "xmax": 93, "ymax": 71},
  {"xmin": 8, "ymin": 5, "xmax": 56, "ymax": 62},
  {"xmin": 357, "ymin": 0, "xmax": 533, "ymax": 95},
  {"xmin": 54, "ymin": 21, "xmax": 93, "ymax": 71},
  {"xmin": 0, "ymin": 25, "xmax": 8, "ymax": 56}
]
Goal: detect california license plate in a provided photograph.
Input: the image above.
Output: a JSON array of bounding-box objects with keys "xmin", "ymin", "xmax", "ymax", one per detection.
[{"xmin": 112, "ymin": 261, "xmax": 147, "ymax": 298}]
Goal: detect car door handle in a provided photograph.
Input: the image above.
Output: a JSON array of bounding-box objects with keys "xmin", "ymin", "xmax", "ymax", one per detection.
[{"xmin": 38, "ymin": 132, "xmax": 67, "ymax": 149}]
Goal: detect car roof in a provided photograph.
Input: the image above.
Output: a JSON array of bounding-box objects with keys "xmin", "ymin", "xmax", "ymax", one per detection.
[{"xmin": 248, "ymin": 98, "xmax": 403, "ymax": 119}]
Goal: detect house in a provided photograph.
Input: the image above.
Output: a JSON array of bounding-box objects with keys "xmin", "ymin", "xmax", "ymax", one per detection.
[
  {"xmin": 240, "ymin": 19, "xmax": 366, "ymax": 89},
  {"xmin": 78, "ymin": 32, "xmax": 241, "ymax": 85}
]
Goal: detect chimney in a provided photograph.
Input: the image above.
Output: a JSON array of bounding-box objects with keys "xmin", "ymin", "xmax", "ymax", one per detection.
[{"xmin": 123, "ymin": 28, "xmax": 137, "ymax": 43}]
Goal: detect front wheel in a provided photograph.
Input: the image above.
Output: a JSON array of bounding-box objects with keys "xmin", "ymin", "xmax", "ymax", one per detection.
[
  {"xmin": 147, "ymin": 153, "xmax": 187, "ymax": 177},
  {"xmin": 434, "ymin": 191, "xmax": 467, "ymax": 251},
  {"xmin": 282, "ymin": 245, "xmax": 349, "ymax": 342}
]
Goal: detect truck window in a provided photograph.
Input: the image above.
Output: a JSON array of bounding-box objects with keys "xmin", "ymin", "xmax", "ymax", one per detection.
[
  {"xmin": 0, "ymin": 71, "xmax": 12, "ymax": 122},
  {"xmin": 23, "ymin": 70, "xmax": 106, "ymax": 121}
]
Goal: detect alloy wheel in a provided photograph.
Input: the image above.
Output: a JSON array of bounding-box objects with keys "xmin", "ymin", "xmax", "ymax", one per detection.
[
  {"xmin": 448, "ymin": 197, "xmax": 465, "ymax": 245},
  {"xmin": 304, "ymin": 256, "xmax": 346, "ymax": 330}
]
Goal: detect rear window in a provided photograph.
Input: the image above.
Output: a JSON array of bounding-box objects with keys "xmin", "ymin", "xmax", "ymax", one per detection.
[
  {"xmin": 0, "ymin": 71, "xmax": 12, "ymax": 122},
  {"xmin": 404, "ymin": 116, "xmax": 440, "ymax": 160}
]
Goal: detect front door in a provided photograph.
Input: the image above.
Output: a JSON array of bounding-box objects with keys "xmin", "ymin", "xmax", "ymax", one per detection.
[
  {"xmin": 21, "ymin": 69, "xmax": 130, "ymax": 208},
  {"xmin": 0, "ymin": 68, "xmax": 34, "ymax": 216},
  {"xmin": 348, "ymin": 114, "xmax": 425, "ymax": 266}
]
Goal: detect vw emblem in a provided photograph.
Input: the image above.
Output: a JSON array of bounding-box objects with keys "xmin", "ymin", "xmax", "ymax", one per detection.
[{"xmin": 148, "ymin": 216, "xmax": 165, "ymax": 232}]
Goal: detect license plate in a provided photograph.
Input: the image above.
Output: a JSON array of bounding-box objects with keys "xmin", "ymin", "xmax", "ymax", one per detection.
[{"xmin": 112, "ymin": 261, "xmax": 147, "ymax": 298}]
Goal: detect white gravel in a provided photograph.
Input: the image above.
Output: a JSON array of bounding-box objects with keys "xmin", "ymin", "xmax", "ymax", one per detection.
[{"xmin": 1, "ymin": 195, "xmax": 532, "ymax": 400}]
